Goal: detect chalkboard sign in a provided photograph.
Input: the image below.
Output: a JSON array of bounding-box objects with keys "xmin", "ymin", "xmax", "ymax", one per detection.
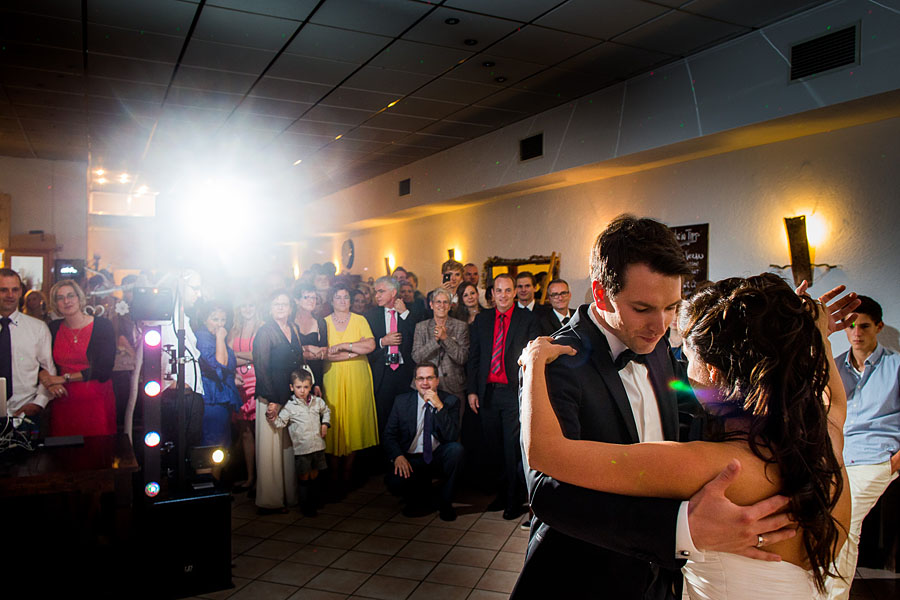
[{"xmin": 672, "ymin": 223, "xmax": 709, "ymax": 297}]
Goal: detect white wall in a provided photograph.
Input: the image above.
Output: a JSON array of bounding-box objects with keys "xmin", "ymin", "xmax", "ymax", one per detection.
[
  {"xmin": 337, "ymin": 117, "xmax": 900, "ymax": 356},
  {"xmin": 0, "ymin": 156, "xmax": 88, "ymax": 259}
]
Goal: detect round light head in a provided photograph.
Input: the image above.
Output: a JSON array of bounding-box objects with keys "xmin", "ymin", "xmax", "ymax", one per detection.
[
  {"xmin": 145, "ymin": 482, "xmax": 160, "ymax": 498},
  {"xmin": 144, "ymin": 329, "xmax": 161, "ymax": 347},
  {"xmin": 144, "ymin": 431, "xmax": 161, "ymax": 447},
  {"xmin": 211, "ymin": 448, "xmax": 225, "ymax": 464},
  {"xmin": 144, "ymin": 380, "xmax": 161, "ymax": 397}
]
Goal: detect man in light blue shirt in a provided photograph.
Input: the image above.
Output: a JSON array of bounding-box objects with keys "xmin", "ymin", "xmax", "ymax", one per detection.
[{"xmin": 827, "ymin": 296, "xmax": 900, "ymax": 599}]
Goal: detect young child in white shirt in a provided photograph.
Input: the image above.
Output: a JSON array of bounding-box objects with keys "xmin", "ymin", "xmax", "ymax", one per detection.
[{"xmin": 270, "ymin": 369, "xmax": 330, "ymax": 516}]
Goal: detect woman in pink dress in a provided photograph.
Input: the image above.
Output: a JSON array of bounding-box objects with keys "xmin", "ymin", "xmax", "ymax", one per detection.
[
  {"xmin": 229, "ymin": 297, "xmax": 261, "ymax": 492},
  {"xmin": 40, "ymin": 279, "xmax": 116, "ymax": 437}
]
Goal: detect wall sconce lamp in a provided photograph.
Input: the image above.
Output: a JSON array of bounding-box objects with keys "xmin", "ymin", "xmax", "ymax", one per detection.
[
  {"xmin": 447, "ymin": 249, "xmax": 455, "ymax": 260},
  {"xmin": 769, "ymin": 215, "xmax": 838, "ymax": 287}
]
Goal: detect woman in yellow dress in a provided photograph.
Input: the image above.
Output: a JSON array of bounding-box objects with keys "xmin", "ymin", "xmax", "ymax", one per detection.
[{"xmin": 323, "ymin": 283, "xmax": 378, "ymax": 487}]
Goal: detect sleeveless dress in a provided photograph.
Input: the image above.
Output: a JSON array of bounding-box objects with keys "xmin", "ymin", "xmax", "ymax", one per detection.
[
  {"xmin": 296, "ymin": 318, "xmax": 326, "ymax": 393},
  {"xmin": 50, "ymin": 321, "xmax": 116, "ymax": 437},
  {"xmin": 323, "ymin": 313, "xmax": 379, "ymax": 456},
  {"xmin": 232, "ymin": 333, "xmax": 257, "ymax": 421},
  {"xmin": 683, "ymin": 551, "xmax": 822, "ymax": 599}
]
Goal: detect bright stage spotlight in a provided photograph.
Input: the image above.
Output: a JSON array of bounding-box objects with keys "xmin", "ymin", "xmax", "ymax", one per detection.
[
  {"xmin": 144, "ymin": 431, "xmax": 161, "ymax": 447},
  {"xmin": 144, "ymin": 380, "xmax": 161, "ymax": 397},
  {"xmin": 145, "ymin": 482, "xmax": 161, "ymax": 498},
  {"xmin": 144, "ymin": 329, "xmax": 162, "ymax": 347},
  {"xmin": 211, "ymin": 449, "xmax": 225, "ymax": 464}
]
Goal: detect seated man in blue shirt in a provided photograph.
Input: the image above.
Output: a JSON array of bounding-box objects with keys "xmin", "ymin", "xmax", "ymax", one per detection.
[{"xmin": 827, "ymin": 296, "xmax": 900, "ymax": 599}]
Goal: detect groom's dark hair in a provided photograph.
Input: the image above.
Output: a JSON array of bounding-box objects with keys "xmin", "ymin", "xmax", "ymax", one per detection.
[{"xmin": 590, "ymin": 214, "xmax": 691, "ymax": 297}]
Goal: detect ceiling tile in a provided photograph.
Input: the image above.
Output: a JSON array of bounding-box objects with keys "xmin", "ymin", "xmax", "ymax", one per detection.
[
  {"xmin": 556, "ymin": 41, "xmax": 672, "ymax": 80},
  {"xmin": 87, "ymin": 77, "xmax": 166, "ymax": 104},
  {"xmin": 386, "ymin": 97, "xmax": 464, "ymax": 120},
  {"xmin": 279, "ymin": 128, "xmax": 335, "ymax": 146},
  {"xmin": 268, "ymin": 53, "xmax": 359, "ymax": 85},
  {"xmin": 0, "ymin": 43, "xmax": 83, "ymax": 74},
  {"xmin": 370, "ymin": 40, "xmax": 473, "ymax": 76},
  {"xmin": 89, "ymin": 55, "xmax": 176, "ymax": 85},
  {"xmin": 613, "ymin": 10, "xmax": 748, "ymax": 56},
  {"xmin": 329, "ymin": 137, "xmax": 389, "ymax": 152},
  {"xmin": 285, "ymin": 23, "xmax": 390, "ymax": 63},
  {"xmin": 420, "ymin": 120, "xmax": 492, "ymax": 139},
  {"xmin": 342, "ymin": 66, "xmax": 433, "ymax": 96},
  {"xmin": 447, "ymin": 54, "xmax": 545, "ymax": 86},
  {"xmin": 444, "ymin": 0, "xmax": 559, "ymax": 22},
  {"xmin": 236, "ymin": 96, "xmax": 311, "ymax": 118},
  {"xmin": 682, "ymin": 0, "xmax": 823, "ymax": 28},
  {"xmin": 320, "ymin": 87, "xmax": 398, "ymax": 112},
  {"xmin": 226, "ymin": 111, "xmax": 296, "ymax": 132},
  {"xmin": 413, "ymin": 77, "xmax": 502, "ymax": 104},
  {"xmin": 536, "ymin": 0, "xmax": 669, "ymax": 40},
  {"xmin": 342, "ymin": 126, "xmax": 408, "ymax": 144},
  {"xmin": 0, "ymin": 11, "xmax": 82, "ymax": 50},
  {"xmin": 6, "ymin": 88, "xmax": 83, "ymax": 110},
  {"xmin": 475, "ymin": 88, "xmax": 561, "ymax": 113},
  {"xmin": 303, "ymin": 104, "xmax": 374, "ymax": 126},
  {"xmin": 3, "ymin": 0, "xmax": 82, "ymax": 19},
  {"xmin": 364, "ymin": 112, "xmax": 434, "ymax": 132},
  {"xmin": 0, "ymin": 66, "xmax": 85, "ymax": 95},
  {"xmin": 87, "ymin": 0, "xmax": 196, "ymax": 35},
  {"xmin": 12, "ymin": 104, "xmax": 85, "ymax": 124},
  {"xmin": 399, "ymin": 132, "xmax": 464, "ymax": 150},
  {"xmin": 309, "ymin": 0, "xmax": 434, "ymax": 38},
  {"xmin": 447, "ymin": 105, "xmax": 524, "ymax": 128},
  {"xmin": 378, "ymin": 144, "xmax": 434, "ymax": 159},
  {"xmin": 192, "ymin": 5, "xmax": 299, "ymax": 51},
  {"xmin": 513, "ymin": 68, "xmax": 606, "ymax": 100},
  {"xmin": 251, "ymin": 77, "xmax": 332, "ymax": 103},
  {"xmin": 403, "ymin": 7, "xmax": 517, "ymax": 50},
  {"xmin": 167, "ymin": 86, "xmax": 243, "ymax": 111},
  {"xmin": 490, "ymin": 26, "xmax": 599, "ymax": 66},
  {"xmin": 182, "ymin": 40, "xmax": 277, "ymax": 74},
  {"xmin": 205, "ymin": 0, "xmax": 319, "ymax": 21},
  {"xmin": 88, "ymin": 24, "xmax": 184, "ymax": 62},
  {"xmin": 172, "ymin": 66, "xmax": 257, "ymax": 94}
]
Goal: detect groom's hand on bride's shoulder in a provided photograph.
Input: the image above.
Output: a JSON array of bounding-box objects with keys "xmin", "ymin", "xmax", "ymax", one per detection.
[{"xmin": 687, "ymin": 459, "xmax": 797, "ymax": 562}]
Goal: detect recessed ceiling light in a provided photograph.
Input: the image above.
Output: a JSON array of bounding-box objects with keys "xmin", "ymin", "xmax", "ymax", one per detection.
[
  {"xmin": 334, "ymin": 134, "xmax": 343, "ymax": 140},
  {"xmin": 94, "ymin": 168, "xmax": 105, "ymax": 176},
  {"xmin": 482, "ymin": 61, "xmax": 495, "ymax": 68},
  {"xmin": 293, "ymin": 159, "xmax": 303, "ymax": 166},
  {"xmin": 444, "ymin": 17, "xmax": 460, "ymax": 25},
  {"xmin": 97, "ymin": 177, "xmax": 108, "ymax": 184},
  {"xmin": 464, "ymin": 38, "xmax": 478, "ymax": 46},
  {"xmin": 387, "ymin": 100, "xmax": 400, "ymax": 108},
  {"xmin": 495, "ymin": 76, "xmax": 507, "ymax": 83}
]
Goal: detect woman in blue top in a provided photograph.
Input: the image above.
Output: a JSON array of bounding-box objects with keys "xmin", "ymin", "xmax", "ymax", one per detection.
[{"xmin": 196, "ymin": 300, "xmax": 242, "ymax": 447}]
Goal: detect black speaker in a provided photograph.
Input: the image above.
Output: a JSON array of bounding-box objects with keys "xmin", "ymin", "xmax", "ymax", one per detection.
[
  {"xmin": 140, "ymin": 491, "xmax": 232, "ymax": 598},
  {"xmin": 133, "ymin": 286, "xmax": 174, "ymax": 321}
]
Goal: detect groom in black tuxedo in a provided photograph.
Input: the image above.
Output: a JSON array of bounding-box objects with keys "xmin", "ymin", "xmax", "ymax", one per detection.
[{"xmin": 512, "ymin": 215, "xmax": 796, "ymax": 600}]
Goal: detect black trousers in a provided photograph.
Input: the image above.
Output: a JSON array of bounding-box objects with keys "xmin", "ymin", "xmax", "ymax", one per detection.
[
  {"xmin": 385, "ymin": 442, "xmax": 464, "ymax": 508},
  {"xmin": 481, "ymin": 384, "xmax": 525, "ymax": 508}
]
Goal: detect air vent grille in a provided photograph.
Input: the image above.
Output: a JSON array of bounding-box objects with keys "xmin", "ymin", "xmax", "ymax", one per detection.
[
  {"xmin": 790, "ymin": 25, "xmax": 858, "ymax": 80},
  {"xmin": 519, "ymin": 133, "xmax": 543, "ymax": 162},
  {"xmin": 398, "ymin": 178, "xmax": 410, "ymax": 196}
]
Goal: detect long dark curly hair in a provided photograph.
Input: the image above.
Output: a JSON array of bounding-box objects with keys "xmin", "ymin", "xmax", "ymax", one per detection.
[{"xmin": 678, "ymin": 273, "xmax": 843, "ymax": 591}]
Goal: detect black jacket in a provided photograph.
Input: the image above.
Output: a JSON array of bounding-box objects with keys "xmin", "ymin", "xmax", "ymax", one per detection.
[
  {"xmin": 382, "ymin": 390, "xmax": 460, "ymax": 460},
  {"xmin": 49, "ymin": 316, "xmax": 116, "ymax": 382},
  {"xmin": 466, "ymin": 306, "xmax": 539, "ymax": 399}
]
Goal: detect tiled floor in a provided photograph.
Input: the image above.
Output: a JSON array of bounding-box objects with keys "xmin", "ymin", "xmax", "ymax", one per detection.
[
  {"xmin": 191, "ymin": 480, "xmax": 527, "ymax": 600},
  {"xmin": 187, "ymin": 479, "xmax": 898, "ymax": 600}
]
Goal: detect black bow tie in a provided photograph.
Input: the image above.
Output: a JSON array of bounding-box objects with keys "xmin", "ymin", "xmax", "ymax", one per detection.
[{"xmin": 615, "ymin": 349, "xmax": 647, "ymax": 371}]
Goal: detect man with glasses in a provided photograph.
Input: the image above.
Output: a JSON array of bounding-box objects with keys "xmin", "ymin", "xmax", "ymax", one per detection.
[
  {"xmin": 383, "ymin": 363, "xmax": 463, "ymax": 521},
  {"xmin": 365, "ymin": 276, "xmax": 419, "ymax": 438},
  {"xmin": 539, "ymin": 279, "xmax": 573, "ymax": 335}
]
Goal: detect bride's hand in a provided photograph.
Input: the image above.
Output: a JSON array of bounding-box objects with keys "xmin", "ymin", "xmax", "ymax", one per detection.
[
  {"xmin": 795, "ymin": 280, "xmax": 860, "ymax": 336},
  {"xmin": 518, "ymin": 336, "xmax": 576, "ymax": 372}
]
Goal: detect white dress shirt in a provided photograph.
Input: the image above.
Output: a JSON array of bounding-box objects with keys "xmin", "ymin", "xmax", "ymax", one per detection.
[
  {"xmin": 5, "ymin": 310, "xmax": 56, "ymax": 414},
  {"xmin": 379, "ymin": 306, "xmax": 410, "ymax": 365},
  {"xmin": 161, "ymin": 310, "xmax": 203, "ymax": 394},
  {"xmin": 588, "ymin": 304, "xmax": 703, "ymax": 560},
  {"xmin": 553, "ymin": 308, "xmax": 571, "ymax": 324},
  {"xmin": 408, "ymin": 392, "xmax": 441, "ymax": 454},
  {"xmin": 518, "ymin": 299, "xmax": 536, "ymax": 311}
]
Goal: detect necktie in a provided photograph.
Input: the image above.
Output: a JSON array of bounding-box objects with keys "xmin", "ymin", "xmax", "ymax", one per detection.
[
  {"xmin": 423, "ymin": 404, "xmax": 434, "ymax": 464},
  {"xmin": 615, "ymin": 349, "xmax": 646, "ymax": 371},
  {"xmin": 0, "ymin": 317, "xmax": 11, "ymax": 398},
  {"xmin": 561, "ymin": 315, "xmax": 570, "ymax": 326},
  {"xmin": 490, "ymin": 313, "xmax": 506, "ymax": 375},
  {"xmin": 388, "ymin": 309, "xmax": 399, "ymax": 371}
]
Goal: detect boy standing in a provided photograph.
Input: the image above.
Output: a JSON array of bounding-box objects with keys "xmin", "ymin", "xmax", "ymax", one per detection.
[{"xmin": 271, "ymin": 370, "xmax": 331, "ymax": 516}]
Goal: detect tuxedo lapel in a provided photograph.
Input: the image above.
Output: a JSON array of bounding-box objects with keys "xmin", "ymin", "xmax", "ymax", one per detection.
[
  {"xmin": 574, "ymin": 307, "xmax": 640, "ymax": 443},
  {"xmin": 644, "ymin": 348, "xmax": 679, "ymax": 442}
]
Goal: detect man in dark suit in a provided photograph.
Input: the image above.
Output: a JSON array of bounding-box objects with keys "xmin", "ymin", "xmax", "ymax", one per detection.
[
  {"xmin": 514, "ymin": 271, "xmax": 550, "ymax": 318},
  {"xmin": 366, "ymin": 276, "xmax": 418, "ymax": 436},
  {"xmin": 537, "ymin": 278, "xmax": 573, "ymax": 336},
  {"xmin": 468, "ymin": 273, "xmax": 539, "ymax": 520},
  {"xmin": 383, "ymin": 362, "xmax": 463, "ymax": 522},
  {"xmin": 512, "ymin": 215, "xmax": 797, "ymax": 600}
]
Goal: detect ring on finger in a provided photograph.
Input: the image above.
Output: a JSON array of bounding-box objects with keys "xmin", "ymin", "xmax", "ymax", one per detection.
[{"xmin": 756, "ymin": 534, "xmax": 765, "ymax": 548}]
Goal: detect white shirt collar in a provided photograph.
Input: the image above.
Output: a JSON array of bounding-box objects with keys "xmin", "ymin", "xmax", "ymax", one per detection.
[
  {"xmin": 518, "ymin": 300, "xmax": 535, "ymax": 311},
  {"xmin": 553, "ymin": 308, "xmax": 570, "ymax": 321},
  {"xmin": 588, "ymin": 304, "xmax": 628, "ymax": 360}
]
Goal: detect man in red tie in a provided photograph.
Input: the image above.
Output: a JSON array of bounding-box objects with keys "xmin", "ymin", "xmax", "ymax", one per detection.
[
  {"xmin": 365, "ymin": 276, "xmax": 420, "ymax": 440},
  {"xmin": 467, "ymin": 273, "xmax": 539, "ymax": 519}
]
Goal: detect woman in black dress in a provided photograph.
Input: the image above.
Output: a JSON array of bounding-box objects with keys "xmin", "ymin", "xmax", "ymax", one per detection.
[
  {"xmin": 293, "ymin": 284, "xmax": 327, "ymax": 396},
  {"xmin": 252, "ymin": 289, "xmax": 305, "ymax": 513}
]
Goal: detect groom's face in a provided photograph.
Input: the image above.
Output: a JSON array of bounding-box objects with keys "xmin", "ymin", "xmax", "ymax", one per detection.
[{"xmin": 594, "ymin": 263, "xmax": 682, "ymax": 355}]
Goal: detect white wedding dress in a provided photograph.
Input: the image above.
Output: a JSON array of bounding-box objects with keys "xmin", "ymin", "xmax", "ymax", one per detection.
[{"xmin": 683, "ymin": 551, "xmax": 823, "ymax": 599}]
